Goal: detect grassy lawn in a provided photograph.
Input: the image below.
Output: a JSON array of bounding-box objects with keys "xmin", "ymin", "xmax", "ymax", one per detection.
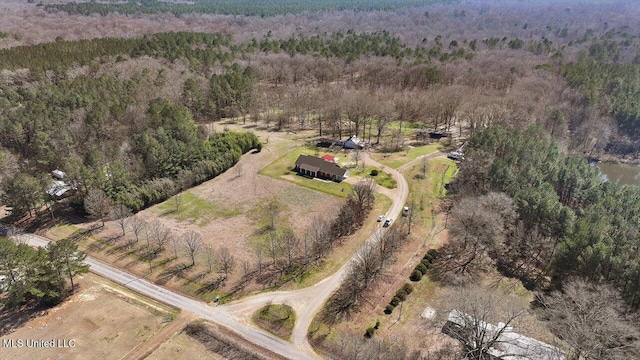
[
  {"xmin": 155, "ymin": 191, "xmax": 241, "ymax": 226},
  {"xmin": 348, "ymin": 165, "xmax": 397, "ymax": 189},
  {"xmin": 373, "ymin": 144, "xmax": 442, "ymax": 169},
  {"xmin": 260, "ymin": 147, "xmax": 351, "ymax": 197},
  {"xmin": 45, "ymin": 224, "xmax": 80, "ymax": 240},
  {"xmin": 252, "ymin": 304, "xmax": 296, "ymax": 340},
  {"xmin": 404, "ymin": 157, "xmax": 457, "ymax": 232}
]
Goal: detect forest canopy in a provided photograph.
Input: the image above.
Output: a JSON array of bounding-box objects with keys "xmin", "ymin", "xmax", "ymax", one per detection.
[
  {"xmin": 43, "ymin": 0, "xmax": 449, "ymax": 17},
  {"xmin": 449, "ymin": 126, "xmax": 640, "ymax": 309}
]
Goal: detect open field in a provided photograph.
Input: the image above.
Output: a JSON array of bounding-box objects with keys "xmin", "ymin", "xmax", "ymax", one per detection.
[
  {"xmin": 155, "ymin": 191, "xmax": 242, "ymax": 227},
  {"xmin": 0, "ymin": 273, "xmax": 177, "ymax": 360},
  {"xmin": 147, "ymin": 329, "xmax": 224, "ymax": 360},
  {"xmin": 40, "ymin": 124, "xmax": 373, "ymax": 303},
  {"xmin": 372, "ymin": 144, "xmax": 442, "ymax": 169}
]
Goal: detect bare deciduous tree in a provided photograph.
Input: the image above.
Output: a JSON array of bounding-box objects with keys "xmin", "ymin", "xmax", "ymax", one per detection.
[
  {"xmin": 182, "ymin": 230, "xmax": 202, "ymax": 267},
  {"xmin": 351, "ymin": 148, "xmax": 362, "ymax": 167},
  {"xmin": 279, "ymin": 228, "xmax": 300, "ymax": 269},
  {"xmin": 266, "ymin": 198, "xmax": 281, "ymax": 230},
  {"xmin": 217, "ymin": 247, "xmax": 236, "ymax": 278},
  {"xmin": 204, "ymin": 245, "xmax": 215, "ymax": 273},
  {"xmin": 110, "ymin": 204, "xmax": 132, "ymax": 236},
  {"xmin": 148, "ymin": 220, "xmax": 171, "ymax": 254},
  {"xmin": 439, "ymin": 285, "xmax": 532, "ymax": 360},
  {"xmin": 537, "ymin": 279, "xmax": 640, "ymax": 360},
  {"xmin": 348, "ymin": 179, "xmax": 376, "ymax": 217},
  {"xmin": 433, "ymin": 192, "xmax": 515, "ymax": 278},
  {"xmin": 84, "ymin": 188, "xmax": 112, "ymax": 226},
  {"xmin": 130, "ymin": 216, "xmax": 145, "ymax": 244}
]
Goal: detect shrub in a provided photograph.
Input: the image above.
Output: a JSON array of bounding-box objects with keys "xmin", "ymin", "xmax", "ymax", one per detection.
[
  {"xmin": 370, "ymin": 169, "xmax": 379, "ymax": 176},
  {"xmin": 395, "ymin": 289, "xmax": 408, "ymax": 301},
  {"xmin": 364, "ymin": 327, "xmax": 375, "ymax": 338},
  {"xmin": 402, "ymin": 283, "xmax": 413, "ymax": 295},
  {"xmin": 415, "ymin": 263, "xmax": 428, "ymax": 275},
  {"xmin": 421, "ymin": 259, "xmax": 431, "ymax": 269},
  {"xmin": 410, "ymin": 270, "xmax": 423, "ymax": 282},
  {"xmin": 384, "ymin": 305, "xmax": 395, "ymax": 314},
  {"xmin": 374, "ymin": 320, "xmax": 380, "ymax": 329},
  {"xmin": 390, "ymin": 296, "xmax": 401, "ymax": 307},
  {"xmin": 426, "ymin": 248, "xmax": 439, "ymax": 260}
]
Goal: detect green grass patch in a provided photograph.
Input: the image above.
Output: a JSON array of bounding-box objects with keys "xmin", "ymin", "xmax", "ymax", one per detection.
[
  {"xmin": 156, "ymin": 191, "xmax": 241, "ymax": 226},
  {"xmin": 252, "ymin": 304, "xmax": 296, "ymax": 340},
  {"xmin": 348, "ymin": 165, "xmax": 397, "ymax": 189},
  {"xmin": 260, "ymin": 147, "xmax": 351, "ymax": 197},
  {"xmin": 46, "ymin": 224, "xmax": 80, "ymax": 240},
  {"xmin": 374, "ymin": 144, "xmax": 441, "ymax": 169},
  {"xmin": 404, "ymin": 157, "xmax": 457, "ymax": 232}
]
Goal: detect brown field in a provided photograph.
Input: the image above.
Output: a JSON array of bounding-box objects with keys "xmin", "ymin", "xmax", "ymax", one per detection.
[
  {"xmin": 0, "ymin": 273, "xmax": 178, "ymax": 360},
  {"xmin": 146, "ymin": 330, "xmax": 224, "ymax": 360},
  {"xmin": 43, "ymin": 124, "xmax": 345, "ymax": 302}
]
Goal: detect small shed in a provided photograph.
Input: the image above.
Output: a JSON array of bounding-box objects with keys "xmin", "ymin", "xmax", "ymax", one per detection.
[
  {"xmin": 344, "ymin": 135, "xmax": 365, "ymax": 149},
  {"xmin": 322, "ymin": 154, "xmax": 336, "ymax": 163}
]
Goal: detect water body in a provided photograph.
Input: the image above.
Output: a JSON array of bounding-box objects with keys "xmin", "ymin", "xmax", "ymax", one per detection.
[{"xmin": 595, "ymin": 161, "xmax": 640, "ymax": 186}]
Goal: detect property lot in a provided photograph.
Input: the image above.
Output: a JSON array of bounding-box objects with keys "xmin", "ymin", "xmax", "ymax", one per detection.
[
  {"xmin": 43, "ymin": 124, "xmax": 347, "ymax": 301},
  {"xmin": 0, "ymin": 273, "xmax": 177, "ymax": 360},
  {"xmin": 147, "ymin": 330, "xmax": 224, "ymax": 360}
]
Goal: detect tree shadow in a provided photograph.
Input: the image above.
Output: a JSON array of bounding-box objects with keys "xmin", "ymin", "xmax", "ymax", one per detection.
[
  {"xmin": 156, "ymin": 263, "xmax": 189, "ymax": 285},
  {"xmin": 0, "ymin": 303, "xmax": 50, "ymax": 337},
  {"xmin": 195, "ymin": 276, "xmax": 226, "ymax": 295}
]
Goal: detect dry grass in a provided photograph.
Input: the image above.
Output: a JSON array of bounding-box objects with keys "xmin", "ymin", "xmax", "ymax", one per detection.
[
  {"xmin": 147, "ymin": 329, "xmax": 225, "ymax": 360},
  {"xmin": 45, "ymin": 124, "xmax": 343, "ymax": 302},
  {"xmin": 0, "ymin": 273, "xmax": 176, "ymax": 360}
]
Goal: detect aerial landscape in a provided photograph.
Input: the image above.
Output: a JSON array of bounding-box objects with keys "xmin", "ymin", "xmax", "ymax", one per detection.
[{"xmin": 0, "ymin": 0, "xmax": 639, "ymax": 359}]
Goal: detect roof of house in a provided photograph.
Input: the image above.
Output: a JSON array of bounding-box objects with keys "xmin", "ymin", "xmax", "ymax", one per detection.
[
  {"xmin": 322, "ymin": 154, "xmax": 335, "ymax": 162},
  {"xmin": 295, "ymin": 155, "xmax": 346, "ymax": 178},
  {"xmin": 344, "ymin": 135, "xmax": 365, "ymax": 148},
  {"xmin": 46, "ymin": 180, "xmax": 73, "ymax": 197},
  {"xmin": 446, "ymin": 310, "xmax": 564, "ymax": 360}
]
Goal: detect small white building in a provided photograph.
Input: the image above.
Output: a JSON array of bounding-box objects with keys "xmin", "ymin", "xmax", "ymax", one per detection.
[
  {"xmin": 51, "ymin": 169, "xmax": 66, "ymax": 180},
  {"xmin": 443, "ymin": 310, "xmax": 565, "ymax": 360},
  {"xmin": 47, "ymin": 180, "xmax": 73, "ymax": 198}
]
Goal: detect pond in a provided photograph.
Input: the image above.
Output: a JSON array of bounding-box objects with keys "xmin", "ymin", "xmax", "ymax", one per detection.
[{"xmin": 594, "ymin": 161, "xmax": 640, "ymax": 186}]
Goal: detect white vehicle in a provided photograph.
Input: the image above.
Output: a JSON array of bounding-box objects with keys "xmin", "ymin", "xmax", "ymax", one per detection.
[
  {"xmin": 402, "ymin": 206, "xmax": 410, "ymax": 216},
  {"xmin": 383, "ymin": 218, "xmax": 393, "ymax": 227},
  {"xmin": 377, "ymin": 215, "xmax": 385, "ymax": 222}
]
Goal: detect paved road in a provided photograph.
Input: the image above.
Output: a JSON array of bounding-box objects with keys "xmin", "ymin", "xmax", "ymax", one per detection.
[
  {"xmin": 12, "ymin": 150, "xmax": 416, "ymax": 359},
  {"xmin": 222, "ymin": 152, "xmax": 410, "ymax": 355},
  {"xmin": 14, "ymin": 233, "xmax": 318, "ymax": 360}
]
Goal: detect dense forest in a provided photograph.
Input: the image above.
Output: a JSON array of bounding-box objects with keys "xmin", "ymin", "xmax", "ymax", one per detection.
[
  {"xmin": 1, "ymin": 0, "xmax": 640, "ymax": 357},
  {"xmin": 43, "ymin": 0, "xmax": 447, "ymax": 17},
  {"xmin": 442, "ymin": 126, "xmax": 640, "ymax": 358}
]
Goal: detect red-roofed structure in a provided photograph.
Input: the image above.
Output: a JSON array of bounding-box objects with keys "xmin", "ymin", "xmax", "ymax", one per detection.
[{"xmin": 321, "ymin": 154, "xmax": 335, "ymax": 163}]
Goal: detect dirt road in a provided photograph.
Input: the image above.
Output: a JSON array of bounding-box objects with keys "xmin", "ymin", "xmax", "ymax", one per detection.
[{"xmin": 217, "ymin": 152, "xmax": 409, "ymax": 355}]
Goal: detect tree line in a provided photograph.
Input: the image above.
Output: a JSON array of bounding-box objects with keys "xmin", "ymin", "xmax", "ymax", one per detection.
[
  {"xmin": 0, "ymin": 237, "xmax": 88, "ymax": 309},
  {"xmin": 0, "ymin": 74, "xmax": 261, "ymax": 216},
  {"xmin": 43, "ymin": 0, "xmax": 446, "ymax": 17},
  {"xmin": 248, "ymin": 180, "xmax": 376, "ymax": 288},
  {"xmin": 0, "ymin": 30, "xmax": 541, "ymax": 75}
]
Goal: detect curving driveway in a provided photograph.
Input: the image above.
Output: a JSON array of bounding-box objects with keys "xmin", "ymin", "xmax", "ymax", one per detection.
[{"xmin": 13, "ymin": 150, "xmax": 420, "ymax": 359}]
